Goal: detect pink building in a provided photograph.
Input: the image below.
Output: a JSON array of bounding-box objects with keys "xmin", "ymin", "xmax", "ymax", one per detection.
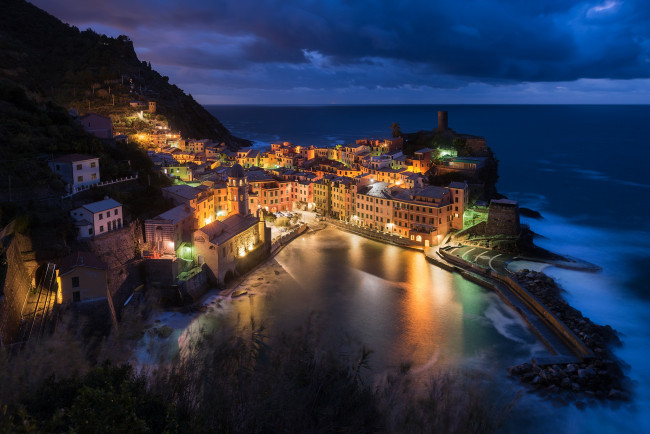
[{"xmin": 78, "ymin": 113, "xmax": 113, "ymax": 139}]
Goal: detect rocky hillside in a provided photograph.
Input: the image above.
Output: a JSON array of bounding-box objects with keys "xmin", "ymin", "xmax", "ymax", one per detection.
[{"xmin": 0, "ymin": 0, "xmax": 247, "ymax": 147}]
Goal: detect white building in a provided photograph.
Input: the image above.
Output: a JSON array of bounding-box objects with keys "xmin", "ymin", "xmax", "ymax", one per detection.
[
  {"xmin": 49, "ymin": 154, "xmax": 100, "ymax": 193},
  {"xmin": 70, "ymin": 197, "xmax": 123, "ymax": 239}
]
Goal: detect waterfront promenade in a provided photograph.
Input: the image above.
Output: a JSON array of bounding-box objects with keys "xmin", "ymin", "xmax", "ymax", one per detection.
[{"xmin": 324, "ymin": 218, "xmax": 415, "ymax": 248}]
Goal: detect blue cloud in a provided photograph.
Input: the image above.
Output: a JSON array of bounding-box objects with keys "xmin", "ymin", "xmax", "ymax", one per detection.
[{"xmin": 30, "ymin": 0, "xmax": 650, "ymax": 103}]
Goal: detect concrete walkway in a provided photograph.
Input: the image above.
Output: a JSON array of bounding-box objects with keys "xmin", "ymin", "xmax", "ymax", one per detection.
[
  {"xmin": 425, "ymin": 247, "xmax": 582, "ymax": 363},
  {"xmin": 325, "ymin": 219, "xmax": 417, "ymax": 248}
]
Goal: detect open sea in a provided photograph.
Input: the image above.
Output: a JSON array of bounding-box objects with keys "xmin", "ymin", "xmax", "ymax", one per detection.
[{"xmin": 206, "ymin": 105, "xmax": 650, "ymax": 433}]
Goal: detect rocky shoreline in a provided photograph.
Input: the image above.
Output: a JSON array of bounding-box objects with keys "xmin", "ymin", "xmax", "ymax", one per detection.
[{"xmin": 508, "ymin": 270, "xmax": 630, "ymax": 405}]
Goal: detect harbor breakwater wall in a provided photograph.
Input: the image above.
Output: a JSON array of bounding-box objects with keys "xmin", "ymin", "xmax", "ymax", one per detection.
[{"xmin": 434, "ymin": 248, "xmax": 592, "ymax": 360}]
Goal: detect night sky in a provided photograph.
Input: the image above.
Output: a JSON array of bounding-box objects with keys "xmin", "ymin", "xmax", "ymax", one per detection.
[{"xmin": 32, "ymin": 0, "xmax": 650, "ymax": 104}]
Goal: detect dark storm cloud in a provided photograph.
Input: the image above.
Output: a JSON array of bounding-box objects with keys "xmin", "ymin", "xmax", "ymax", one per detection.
[{"xmin": 31, "ymin": 0, "xmax": 650, "ymax": 99}]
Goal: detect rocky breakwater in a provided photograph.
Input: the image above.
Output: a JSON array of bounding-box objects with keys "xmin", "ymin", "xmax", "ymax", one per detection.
[{"xmin": 508, "ymin": 270, "xmax": 630, "ymax": 405}]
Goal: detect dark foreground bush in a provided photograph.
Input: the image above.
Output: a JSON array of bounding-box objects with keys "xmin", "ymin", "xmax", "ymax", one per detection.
[
  {"xmin": 146, "ymin": 317, "xmax": 516, "ymax": 433},
  {"xmin": 0, "ymin": 315, "xmax": 516, "ymax": 433},
  {"xmin": 0, "ymin": 362, "xmax": 177, "ymax": 433}
]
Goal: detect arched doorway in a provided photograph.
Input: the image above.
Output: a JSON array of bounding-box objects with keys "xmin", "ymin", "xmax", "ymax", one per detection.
[{"xmin": 223, "ymin": 269, "xmax": 234, "ymax": 284}]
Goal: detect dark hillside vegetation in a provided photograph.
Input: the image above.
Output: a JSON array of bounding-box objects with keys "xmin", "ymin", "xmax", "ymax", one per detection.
[{"xmin": 0, "ymin": 0, "xmax": 247, "ymax": 146}]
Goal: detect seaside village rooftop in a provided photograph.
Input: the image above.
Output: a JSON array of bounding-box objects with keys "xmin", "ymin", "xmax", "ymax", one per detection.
[{"xmin": 40, "ymin": 110, "xmax": 503, "ymax": 307}]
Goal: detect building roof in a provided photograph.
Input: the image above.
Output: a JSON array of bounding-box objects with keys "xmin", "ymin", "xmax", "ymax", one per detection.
[
  {"xmin": 491, "ymin": 199, "xmax": 518, "ymax": 206},
  {"xmin": 358, "ymin": 182, "xmax": 391, "ymax": 199},
  {"xmin": 80, "ymin": 198, "xmax": 122, "ymax": 214},
  {"xmin": 151, "ymin": 204, "xmax": 194, "ymax": 224},
  {"xmin": 415, "ymin": 148, "xmax": 434, "ymax": 154},
  {"xmin": 376, "ymin": 167, "xmax": 401, "ymax": 174},
  {"xmin": 448, "ymin": 181, "xmax": 467, "ymax": 189},
  {"xmin": 247, "ymin": 171, "xmax": 275, "ymax": 182},
  {"xmin": 79, "ymin": 113, "xmax": 111, "ymax": 121},
  {"xmin": 162, "ymin": 184, "xmax": 199, "ymax": 200},
  {"xmin": 415, "ymin": 185, "xmax": 449, "ymax": 199},
  {"xmin": 451, "ymin": 157, "xmax": 487, "ymax": 164},
  {"xmin": 245, "ymin": 149, "xmax": 261, "ymax": 158},
  {"xmin": 51, "ymin": 153, "xmax": 98, "ymax": 163},
  {"xmin": 229, "ymin": 163, "xmax": 246, "ymax": 178},
  {"xmin": 58, "ymin": 251, "xmax": 108, "ymax": 276},
  {"xmin": 196, "ymin": 214, "xmax": 258, "ymax": 245}
]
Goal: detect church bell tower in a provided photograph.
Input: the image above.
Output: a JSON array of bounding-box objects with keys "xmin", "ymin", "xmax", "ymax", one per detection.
[{"xmin": 227, "ymin": 163, "xmax": 249, "ymax": 216}]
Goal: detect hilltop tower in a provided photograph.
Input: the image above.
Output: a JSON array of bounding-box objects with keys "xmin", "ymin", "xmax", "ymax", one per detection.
[
  {"xmin": 435, "ymin": 110, "xmax": 448, "ymax": 132},
  {"xmin": 227, "ymin": 163, "xmax": 249, "ymax": 216}
]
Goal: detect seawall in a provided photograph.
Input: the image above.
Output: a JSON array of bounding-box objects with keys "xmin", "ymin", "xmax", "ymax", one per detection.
[{"xmin": 433, "ymin": 247, "xmax": 592, "ymax": 361}]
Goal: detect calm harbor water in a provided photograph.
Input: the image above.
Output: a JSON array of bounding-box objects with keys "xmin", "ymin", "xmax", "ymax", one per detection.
[
  {"xmin": 221, "ymin": 227, "xmax": 542, "ymax": 372},
  {"xmin": 191, "ymin": 105, "xmax": 650, "ymax": 432}
]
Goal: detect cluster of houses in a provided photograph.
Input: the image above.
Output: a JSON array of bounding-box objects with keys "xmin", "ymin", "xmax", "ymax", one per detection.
[{"xmin": 47, "ymin": 110, "xmax": 494, "ymax": 305}]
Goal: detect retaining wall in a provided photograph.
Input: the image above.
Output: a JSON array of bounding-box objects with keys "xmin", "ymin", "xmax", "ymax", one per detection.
[
  {"xmin": 0, "ymin": 235, "xmax": 32, "ymax": 345},
  {"xmin": 271, "ymin": 224, "xmax": 308, "ymax": 253},
  {"xmin": 437, "ymin": 248, "xmax": 592, "ymax": 359},
  {"xmin": 89, "ymin": 222, "xmax": 145, "ymax": 309}
]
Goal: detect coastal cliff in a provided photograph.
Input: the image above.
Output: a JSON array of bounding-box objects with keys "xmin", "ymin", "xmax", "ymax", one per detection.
[{"xmin": 0, "ymin": 0, "xmax": 247, "ymax": 147}]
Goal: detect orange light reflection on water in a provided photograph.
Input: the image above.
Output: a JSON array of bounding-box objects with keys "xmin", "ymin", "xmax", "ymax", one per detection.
[{"xmin": 395, "ymin": 254, "xmax": 463, "ymax": 368}]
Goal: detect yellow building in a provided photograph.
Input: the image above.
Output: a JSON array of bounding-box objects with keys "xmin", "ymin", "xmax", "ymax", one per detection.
[{"xmin": 56, "ymin": 252, "xmax": 108, "ymax": 303}]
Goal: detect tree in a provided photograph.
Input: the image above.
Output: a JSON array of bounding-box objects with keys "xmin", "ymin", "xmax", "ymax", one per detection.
[
  {"xmin": 452, "ymin": 137, "xmax": 469, "ymax": 156},
  {"xmin": 391, "ymin": 122, "xmax": 402, "ymax": 138}
]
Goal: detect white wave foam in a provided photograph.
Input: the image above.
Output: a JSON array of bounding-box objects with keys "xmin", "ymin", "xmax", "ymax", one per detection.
[{"xmin": 483, "ymin": 295, "xmax": 533, "ymax": 345}]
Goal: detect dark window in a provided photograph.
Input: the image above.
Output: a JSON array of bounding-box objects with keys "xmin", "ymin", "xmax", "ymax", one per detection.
[
  {"xmin": 72, "ymin": 276, "xmax": 80, "ymax": 287},
  {"xmin": 73, "ymin": 291, "xmax": 81, "ymax": 302}
]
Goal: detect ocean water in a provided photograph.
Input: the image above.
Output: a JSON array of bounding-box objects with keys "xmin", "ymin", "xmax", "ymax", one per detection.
[{"xmin": 207, "ymin": 105, "xmax": 650, "ymax": 432}]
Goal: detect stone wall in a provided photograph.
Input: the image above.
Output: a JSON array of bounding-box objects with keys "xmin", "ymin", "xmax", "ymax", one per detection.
[
  {"xmin": 88, "ymin": 222, "xmax": 145, "ymax": 310},
  {"xmin": 0, "ymin": 234, "xmax": 32, "ymax": 345}
]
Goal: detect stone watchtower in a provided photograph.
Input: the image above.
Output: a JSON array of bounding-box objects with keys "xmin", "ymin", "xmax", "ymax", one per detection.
[
  {"xmin": 227, "ymin": 163, "xmax": 249, "ymax": 216},
  {"xmin": 486, "ymin": 199, "xmax": 520, "ymax": 236},
  {"xmin": 435, "ymin": 110, "xmax": 448, "ymax": 133}
]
